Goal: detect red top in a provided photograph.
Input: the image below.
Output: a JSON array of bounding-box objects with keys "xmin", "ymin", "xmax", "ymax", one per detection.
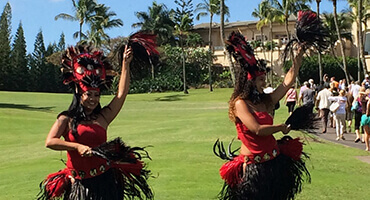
[
  {"xmin": 235, "ymin": 111, "xmax": 279, "ymax": 163},
  {"xmin": 64, "ymin": 124, "xmax": 109, "ymax": 179}
]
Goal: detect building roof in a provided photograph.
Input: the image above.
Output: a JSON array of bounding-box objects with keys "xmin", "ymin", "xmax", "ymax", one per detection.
[{"xmin": 192, "ymin": 15, "xmax": 297, "ymax": 30}]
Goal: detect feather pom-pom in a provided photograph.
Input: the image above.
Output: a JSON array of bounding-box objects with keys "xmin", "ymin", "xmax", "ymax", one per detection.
[
  {"xmin": 219, "ymin": 156, "xmax": 244, "ymax": 186},
  {"xmin": 285, "ymin": 104, "xmax": 320, "ymax": 132},
  {"xmin": 278, "ymin": 136, "xmax": 303, "ymax": 161}
]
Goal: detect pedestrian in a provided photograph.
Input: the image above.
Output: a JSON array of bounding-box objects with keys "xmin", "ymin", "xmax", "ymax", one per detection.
[
  {"xmin": 298, "ymin": 81, "xmax": 315, "ymax": 113},
  {"xmin": 352, "ymin": 87, "xmax": 367, "ymax": 143},
  {"xmin": 285, "ymin": 85, "xmax": 297, "ymax": 115},
  {"xmin": 329, "ymin": 90, "xmax": 347, "ymax": 140},
  {"xmin": 315, "ymin": 84, "xmax": 332, "ymax": 133}
]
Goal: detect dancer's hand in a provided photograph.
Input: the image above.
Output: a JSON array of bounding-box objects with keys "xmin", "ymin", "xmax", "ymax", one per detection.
[
  {"xmin": 281, "ymin": 124, "xmax": 291, "ymax": 135},
  {"xmin": 123, "ymin": 45, "xmax": 133, "ymax": 64},
  {"xmin": 77, "ymin": 144, "xmax": 92, "ymax": 157}
]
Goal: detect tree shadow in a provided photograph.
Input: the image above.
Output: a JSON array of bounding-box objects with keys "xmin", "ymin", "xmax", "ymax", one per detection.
[
  {"xmin": 154, "ymin": 94, "xmax": 187, "ymax": 102},
  {"xmin": 0, "ymin": 103, "xmax": 54, "ymax": 112}
]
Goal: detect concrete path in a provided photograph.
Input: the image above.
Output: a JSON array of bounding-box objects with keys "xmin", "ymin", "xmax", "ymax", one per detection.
[{"xmin": 313, "ymin": 126, "xmax": 367, "ymax": 151}]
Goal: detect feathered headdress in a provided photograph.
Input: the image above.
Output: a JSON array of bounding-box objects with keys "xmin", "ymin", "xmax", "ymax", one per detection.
[
  {"xmin": 61, "ymin": 32, "xmax": 159, "ymax": 93},
  {"xmin": 226, "ymin": 31, "xmax": 270, "ymax": 80},
  {"xmin": 283, "ymin": 10, "xmax": 329, "ymax": 59},
  {"xmin": 61, "ymin": 45, "xmax": 116, "ymax": 93}
]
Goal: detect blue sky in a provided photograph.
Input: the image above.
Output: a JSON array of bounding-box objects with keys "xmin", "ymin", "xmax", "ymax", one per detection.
[{"xmin": 4, "ymin": 0, "xmax": 349, "ymax": 53}]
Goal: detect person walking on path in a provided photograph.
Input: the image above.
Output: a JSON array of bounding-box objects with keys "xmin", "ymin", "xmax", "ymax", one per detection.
[
  {"xmin": 353, "ymin": 87, "xmax": 367, "ymax": 143},
  {"xmin": 298, "ymin": 82, "xmax": 315, "ymax": 113},
  {"xmin": 285, "ymin": 86, "xmax": 297, "ymax": 115},
  {"xmin": 329, "ymin": 90, "xmax": 347, "ymax": 140},
  {"xmin": 315, "ymin": 84, "xmax": 332, "ymax": 133}
]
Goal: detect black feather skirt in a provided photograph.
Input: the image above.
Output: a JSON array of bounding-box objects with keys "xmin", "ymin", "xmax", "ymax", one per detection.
[
  {"xmin": 37, "ymin": 138, "xmax": 153, "ymax": 200},
  {"xmin": 219, "ymin": 154, "xmax": 310, "ymax": 200},
  {"xmin": 217, "ymin": 137, "xmax": 310, "ymax": 200}
]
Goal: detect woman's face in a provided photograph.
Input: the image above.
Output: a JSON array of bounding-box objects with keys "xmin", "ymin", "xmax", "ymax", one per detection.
[
  {"xmin": 253, "ymin": 74, "xmax": 266, "ymax": 93},
  {"xmin": 80, "ymin": 90, "xmax": 100, "ymax": 111}
]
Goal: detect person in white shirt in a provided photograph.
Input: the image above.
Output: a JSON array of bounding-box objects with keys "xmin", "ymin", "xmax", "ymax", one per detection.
[
  {"xmin": 315, "ymin": 84, "xmax": 332, "ymax": 133},
  {"xmin": 350, "ymin": 81, "xmax": 361, "ymax": 99},
  {"xmin": 329, "ymin": 90, "xmax": 347, "ymax": 140}
]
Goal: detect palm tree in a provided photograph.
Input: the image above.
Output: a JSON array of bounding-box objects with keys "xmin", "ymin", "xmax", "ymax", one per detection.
[
  {"xmin": 348, "ymin": 0, "xmax": 370, "ymax": 77},
  {"xmin": 252, "ymin": 2, "xmax": 268, "ymax": 60},
  {"xmin": 322, "ymin": 11, "xmax": 353, "ymax": 81},
  {"xmin": 132, "ymin": 2, "xmax": 175, "ymax": 46},
  {"xmin": 220, "ymin": 0, "xmax": 236, "ymax": 85},
  {"xmin": 254, "ymin": 0, "xmax": 283, "ymax": 85},
  {"xmin": 86, "ymin": 4, "xmax": 123, "ymax": 47},
  {"xmin": 270, "ymin": 0, "xmax": 312, "ymax": 40},
  {"xmin": 174, "ymin": 14, "xmax": 193, "ymax": 94},
  {"xmin": 55, "ymin": 0, "xmax": 97, "ymax": 41},
  {"xmin": 329, "ymin": 0, "xmax": 350, "ymax": 82},
  {"xmin": 195, "ymin": 0, "xmax": 229, "ymax": 91},
  {"xmin": 316, "ymin": 0, "xmax": 323, "ymax": 83}
]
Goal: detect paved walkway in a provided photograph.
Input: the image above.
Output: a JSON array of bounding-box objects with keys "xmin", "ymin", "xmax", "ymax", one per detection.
[{"xmin": 313, "ymin": 126, "xmax": 367, "ymax": 151}]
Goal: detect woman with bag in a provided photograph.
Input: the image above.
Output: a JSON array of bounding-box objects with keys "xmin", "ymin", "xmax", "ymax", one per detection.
[
  {"xmin": 352, "ymin": 87, "xmax": 367, "ymax": 143},
  {"xmin": 329, "ymin": 90, "xmax": 347, "ymax": 140}
]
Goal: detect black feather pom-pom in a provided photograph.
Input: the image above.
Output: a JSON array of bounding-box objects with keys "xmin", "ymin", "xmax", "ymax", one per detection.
[{"xmin": 285, "ymin": 104, "xmax": 320, "ymax": 132}]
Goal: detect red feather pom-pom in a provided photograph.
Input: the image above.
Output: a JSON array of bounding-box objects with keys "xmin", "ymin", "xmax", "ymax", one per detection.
[
  {"xmin": 44, "ymin": 169, "xmax": 71, "ymax": 198},
  {"xmin": 219, "ymin": 156, "xmax": 244, "ymax": 186},
  {"xmin": 278, "ymin": 137, "xmax": 303, "ymax": 161}
]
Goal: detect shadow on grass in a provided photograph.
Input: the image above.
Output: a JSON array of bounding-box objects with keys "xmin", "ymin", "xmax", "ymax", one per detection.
[
  {"xmin": 0, "ymin": 103, "xmax": 54, "ymax": 112},
  {"xmin": 154, "ymin": 94, "xmax": 187, "ymax": 101}
]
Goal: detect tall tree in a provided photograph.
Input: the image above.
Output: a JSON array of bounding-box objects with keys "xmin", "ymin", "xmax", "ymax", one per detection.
[
  {"xmin": 220, "ymin": 0, "xmax": 236, "ymax": 85},
  {"xmin": 86, "ymin": 3, "xmax": 123, "ymax": 47},
  {"xmin": 174, "ymin": 0, "xmax": 194, "ymax": 94},
  {"xmin": 57, "ymin": 32, "xmax": 66, "ymax": 52},
  {"xmin": 55, "ymin": 0, "xmax": 97, "ymax": 41},
  {"xmin": 322, "ymin": 11, "xmax": 353, "ymax": 81},
  {"xmin": 316, "ymin": 0, "xmax": 323, "ymax": 83},
  {"xmin": 270, "ymin": 0, "xmax": 311, "ymax": 40},
  {"xmin": 10, "ymin": 22, "xmax": 28, "ymax": 91},
  {"xmin": 132, "ymin": 2, "xmax": 175, "ymax": 45},
  {"xmin": 0, "ymin": 2, "xmax": 12, "ymax": 90},
  {"xmin": 29, "ymin": 30, "xmax": 46, "ymax": 92},
  {"xmin": 348, "ymin": 0, "xmax": 370, "ymax": 76},
  {"xmin": 195, "ymin": 0, "xmax": 229, "ymax": 91},
  {"xmin": 255, "ymin": 0, "xmax": 284, "ymax": 85},
  {"xmin": 329, "ymin": 0, "xmax": 350, "ymax": 82}
]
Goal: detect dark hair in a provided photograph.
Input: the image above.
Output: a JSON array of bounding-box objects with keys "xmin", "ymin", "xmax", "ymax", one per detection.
[
  {"xmin": 59, "ymin": 85, "xmax": 102, "ymax": 138},
  {"xmin": 228, "ymin": 68, "xmax": 271, "ymax": 122}
]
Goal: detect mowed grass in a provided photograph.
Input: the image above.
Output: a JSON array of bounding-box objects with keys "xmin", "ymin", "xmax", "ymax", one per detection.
[{"xmin": 0, "ymin": 88, "xmax": 370, "ymax": 200}]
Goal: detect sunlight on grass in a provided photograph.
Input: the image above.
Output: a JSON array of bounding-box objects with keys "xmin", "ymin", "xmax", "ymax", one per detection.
[{"xmin": 0, "ymin": 89, "xmax": 369, "ymax": 199}]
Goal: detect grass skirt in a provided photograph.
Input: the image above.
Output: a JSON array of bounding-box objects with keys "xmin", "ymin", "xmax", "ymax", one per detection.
[{"xmin": 219, "ymin": 154, "xmax": 310, "ymax": 200}]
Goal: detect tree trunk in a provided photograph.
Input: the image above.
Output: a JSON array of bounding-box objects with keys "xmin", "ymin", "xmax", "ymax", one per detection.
[
  {"xmin": 333, "ymin": 0, "xmax": 350, "ymax": 83},
  {"xmin": 220, "ymin": 0, "xmax": 236, "ymax": 85},
  {"xmin": 317, "ymin": 0, "xmax": 323, "ymax": 83},
  {"xmin": 358, "ymin": 0, "xmax": 367, "ymax": 74},
  {"xmin": 79, "ymin": 22, "xmax": 83, "ymax": 42},
  {"xmin": 208, "ymin": 14, "xmax": 213, "ymax": 91},
  {"xmin": 181, "ymin": 36, "xmax": 188, "ymax": 94},
  {"xmin": 270, "ymin": 22, "xmax": 274, "ymax": 86}
]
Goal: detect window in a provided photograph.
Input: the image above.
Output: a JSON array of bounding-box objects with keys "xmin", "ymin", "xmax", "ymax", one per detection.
[{"xmin": 365, "ymin": 32, "xmax": 370, "ymax": 55}]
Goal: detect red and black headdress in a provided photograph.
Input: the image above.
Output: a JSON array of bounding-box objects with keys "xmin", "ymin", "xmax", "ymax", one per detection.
[
  {"xmin": 61, "ymin": 45, "xmax": 116, "ymax": 93},
  {"xmin": 226, "ymin": 31, "xmax": 270, "ymax": 80}
]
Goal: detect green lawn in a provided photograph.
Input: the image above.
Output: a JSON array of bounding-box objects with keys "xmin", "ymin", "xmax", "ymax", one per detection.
[{"xmin": 0, "ymin": 89, "xmax": 369, "ymax": 200}]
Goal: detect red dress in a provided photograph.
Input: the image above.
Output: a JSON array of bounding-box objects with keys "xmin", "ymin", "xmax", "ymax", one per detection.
[{"xmin": 217, "ymin": 111, "xmax": 309, "ymax": 200}]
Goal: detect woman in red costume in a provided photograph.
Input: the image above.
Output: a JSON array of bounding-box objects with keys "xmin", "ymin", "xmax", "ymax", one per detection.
[
  {"xmin": 37, "ymin": 44, "xmax": 153, "ymax": 200},
  {"xmin": 214, "ymin": 31, "xmax": 310, "ymax": 200}
]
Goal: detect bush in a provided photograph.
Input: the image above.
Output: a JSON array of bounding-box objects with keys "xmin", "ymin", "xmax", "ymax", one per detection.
[
  {"xmin": 283, "ymin": 54, "xmax": 361, "ymax": 84},
  {"xmin": 129, "ymin": 74, "xmax": 183, "ymax": 94}
]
